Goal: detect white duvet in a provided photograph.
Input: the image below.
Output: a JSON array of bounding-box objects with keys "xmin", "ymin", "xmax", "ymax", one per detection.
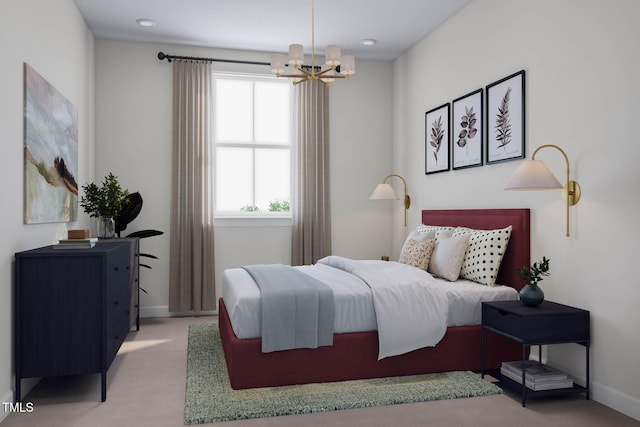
[
  {"xmin": 222, "ymin": 257, "xmax": 518, "ymax": 360},
  {"xmin": 317, "ymin": 256, "xmax": 448, "ymax": 359}
]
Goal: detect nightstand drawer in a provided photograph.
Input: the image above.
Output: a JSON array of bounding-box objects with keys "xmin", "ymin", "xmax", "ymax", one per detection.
[{"xmin": 483, "ymin": 301, "xmax": 589, "ymax": 344}]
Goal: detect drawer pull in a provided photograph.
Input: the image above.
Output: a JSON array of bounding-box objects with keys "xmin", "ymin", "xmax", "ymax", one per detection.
[
  {"xmin": 498, "ymin": 309, "xmax": 509, "ymax": 316},
  {"xmin": 114, "ymin": 266, "xmax": 119, "ymax": 272},
  {"xmin": 114, "ymin": 300, "xmax": 119, "ymax": 305}
]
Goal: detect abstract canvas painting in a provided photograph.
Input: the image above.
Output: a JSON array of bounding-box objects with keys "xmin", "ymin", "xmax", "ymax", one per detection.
[{"xmin": 24, "ymin": 63, "xmax": 78, "ymax": 223}]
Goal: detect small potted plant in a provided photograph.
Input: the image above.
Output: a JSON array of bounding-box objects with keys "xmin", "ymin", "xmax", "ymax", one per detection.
[
  {"xmin": 80, "ymin": 173, "xmax": 129, "ymax": 238},
  {"xmin": 517, "ymin": 256, "xmax": 550, "ymax": 307}
]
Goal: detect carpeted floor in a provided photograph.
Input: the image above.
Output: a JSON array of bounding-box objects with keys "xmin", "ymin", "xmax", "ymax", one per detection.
[{"xmin": 184, "ymin": 323, "xmax": 504, "ymax": 424}]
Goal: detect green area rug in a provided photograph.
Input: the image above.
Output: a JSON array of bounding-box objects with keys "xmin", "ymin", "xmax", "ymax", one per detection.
[{"xmin": 184, "ymin": 323, "xmax": 503, "ymax": 424}]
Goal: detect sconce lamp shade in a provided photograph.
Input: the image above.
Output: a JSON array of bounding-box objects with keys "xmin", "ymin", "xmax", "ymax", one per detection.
[
  {"xmin": 369, "ymin": 183, "xmax": 399, "ymax": 200},
  {"xmin": 504, "ymin": 160, "xmax": 563, "ymax": 190}
]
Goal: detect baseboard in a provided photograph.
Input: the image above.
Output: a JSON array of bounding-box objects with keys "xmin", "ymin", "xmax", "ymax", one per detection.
[
  {"xmin": 139, "ymin": 305, "xmax": 217, "ymax": 318},
  {"xmin": 591, "ymin": 380, "xmax": 640, "ymax": 421},
  {"xmin": 546, "ymin": 361, "xmax": 640, "ymax": 421}
]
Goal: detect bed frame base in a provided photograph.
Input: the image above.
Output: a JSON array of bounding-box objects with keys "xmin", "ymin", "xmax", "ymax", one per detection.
[{"xmin": 219, "ymin": 298, "xmax": 520, "ymax": 390}]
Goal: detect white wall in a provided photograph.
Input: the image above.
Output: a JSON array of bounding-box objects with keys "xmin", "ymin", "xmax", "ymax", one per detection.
[
  {"xmin": 94, "ymin": 40, "xmax": 394, "ymax": 314},
  {"xmin": 392, "ymin": 0, "xmax": 640, "ymax": 419},
  {"xmin": 0, "ymin": 0, "xmax": 95, "ymax": 415}
]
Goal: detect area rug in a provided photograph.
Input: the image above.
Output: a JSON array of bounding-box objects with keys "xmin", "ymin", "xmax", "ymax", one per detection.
[{"xmin": 184, "ymin": 322, "xmax": 503, "ymax": 424}]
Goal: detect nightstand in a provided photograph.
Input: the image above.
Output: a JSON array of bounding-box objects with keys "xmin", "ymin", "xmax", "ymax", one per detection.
[{"xmin": 481, "ymin": 300, "xmax": 590, "ymax": 407}]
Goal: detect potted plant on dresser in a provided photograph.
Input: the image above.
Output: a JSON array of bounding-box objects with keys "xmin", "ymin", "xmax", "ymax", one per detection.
[
  {"xmin": 517, "ymin": 256, "xmax": 550, "ymax": 307},
  {"xmin": 80, "ymin": 172, "xmax": 129, "ymax": 238}
]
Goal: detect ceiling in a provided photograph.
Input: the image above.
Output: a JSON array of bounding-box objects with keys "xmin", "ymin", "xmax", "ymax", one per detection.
[{"xmin": 73, "ymin": 0, "xmax": 471, "ymax": 61}]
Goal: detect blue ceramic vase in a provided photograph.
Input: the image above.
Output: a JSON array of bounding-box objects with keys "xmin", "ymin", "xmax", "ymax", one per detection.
[{"xmin": 519, "ymin": 283, "xmax": 544, "ymax": 307}]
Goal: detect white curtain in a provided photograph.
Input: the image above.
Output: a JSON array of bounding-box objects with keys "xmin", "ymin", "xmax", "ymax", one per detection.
[
  {"xmin": 169, "ymin": 60, "xmax": 216, "ymax": 312},
  {"xmin": 291, "ymin": 81, "xmax": 332, "ymax": 265}
]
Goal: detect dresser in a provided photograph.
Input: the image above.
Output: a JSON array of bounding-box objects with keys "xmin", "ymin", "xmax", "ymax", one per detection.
[{"xmin": 14, "ymin": 241, "xmax": 133, "ymax": 402}]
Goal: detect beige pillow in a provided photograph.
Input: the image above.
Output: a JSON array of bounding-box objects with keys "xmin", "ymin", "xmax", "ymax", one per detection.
[
  {"xmin": 427, "ymin": 233, "xmax": 470, "ymax": 281},
  {"xmin": 453, "ymin": 226, "xmax": 512, "ymax": 286},
  {"xmin": 399, "ymin": 238, "xmax": 436, "ymax": 270}
]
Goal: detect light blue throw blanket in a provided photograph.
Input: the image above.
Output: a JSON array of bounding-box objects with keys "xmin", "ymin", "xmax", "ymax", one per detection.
[{"xmin": 242, "ymin": 264, "xmax": 335, "ymax": 353}]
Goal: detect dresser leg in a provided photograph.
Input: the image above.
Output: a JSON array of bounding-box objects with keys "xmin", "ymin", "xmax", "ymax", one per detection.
[
  {"xmin": 101, "ymin": 371, "xmax": 107, "ymax": 402},
  {"xmin": 15, "ymin": 376, "xmax": 21, "ymax": 403},
  {"xmin": 586, "ymin": 342, "xmax": 590, "ymax": 400}
]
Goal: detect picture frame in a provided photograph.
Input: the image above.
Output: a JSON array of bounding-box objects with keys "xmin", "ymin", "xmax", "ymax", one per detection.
[
  {"xmin": 425, "ymin": 103, "xmax": 450, "ymax": 174},
  {"xmin": 485, "ymin": 70, "xmax": 525, "ymax": 164},
  {"xmin": 452, "ymin": 89, "xmax": 483, "ymax": 170}
]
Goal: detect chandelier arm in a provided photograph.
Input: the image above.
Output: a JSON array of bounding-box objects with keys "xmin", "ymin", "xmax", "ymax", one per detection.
[{"xmin": 316, "ymin": 67, "xmax": 336, "ymax": 77}]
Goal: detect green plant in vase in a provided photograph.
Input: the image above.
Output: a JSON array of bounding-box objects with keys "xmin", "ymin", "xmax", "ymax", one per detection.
[
  {"xmin": 517, "ymin": 256, "xmax": 550, "ymax": 307},
  {"xmin": 80, "ymin": 173, "xmax": 129, "ymax": 238}
]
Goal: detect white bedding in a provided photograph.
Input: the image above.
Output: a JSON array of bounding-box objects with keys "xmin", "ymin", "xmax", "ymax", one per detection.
[{"xmin": 222, "ymin": 259, "xmax": 518, "ymax": 356}]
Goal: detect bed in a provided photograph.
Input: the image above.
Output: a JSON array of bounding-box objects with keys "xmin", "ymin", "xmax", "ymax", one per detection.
[{"xmin": 219, "ymin": 208, "xmax": 530, "ymax": 389}]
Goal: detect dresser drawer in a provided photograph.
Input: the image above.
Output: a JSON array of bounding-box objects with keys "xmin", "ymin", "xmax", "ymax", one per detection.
[{"xmin": 483, "ymin": 301, "xmax": 589, "ymax": 344}]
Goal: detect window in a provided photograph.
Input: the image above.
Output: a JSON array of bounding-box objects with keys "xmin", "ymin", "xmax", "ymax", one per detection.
[{"xmin": 213, "ymin": 73, "xmax": 292, "ymax": 216}]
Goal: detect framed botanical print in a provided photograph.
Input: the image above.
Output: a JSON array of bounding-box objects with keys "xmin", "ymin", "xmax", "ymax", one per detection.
[
  {"xmin": 452, "ymin": 89, "xmax": 483, "ymax": 170},
  {"xmin": 425, "ymin": 103, "xmax": 450, "ymax": 174},
  {"xmin": 486, "ymin": 70, "xmax": 525, "ymax": 164}
]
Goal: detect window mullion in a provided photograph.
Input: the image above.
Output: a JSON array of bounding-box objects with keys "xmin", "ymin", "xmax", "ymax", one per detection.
[{"xmin": 252, "ymin": 80, "xmax": 257, "ymax": 209}]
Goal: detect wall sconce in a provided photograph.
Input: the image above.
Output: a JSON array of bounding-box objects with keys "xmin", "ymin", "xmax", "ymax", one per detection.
[
  {"xmin": 504, "ymin": 144, "xmax": 581, "ymax": 237},
  {"xmin": 369, "ymin": 174, "xmax": 411, "ymax": 227}
]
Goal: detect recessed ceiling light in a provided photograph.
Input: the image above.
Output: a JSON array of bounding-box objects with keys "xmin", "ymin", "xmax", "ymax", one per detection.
[
  {"xmin": 136, "ymin": 18, "xmax": 156, "ymax": 27},
  {"xmin": 360, "ymin": 39, "xmax": 377, "ymax": 46}
]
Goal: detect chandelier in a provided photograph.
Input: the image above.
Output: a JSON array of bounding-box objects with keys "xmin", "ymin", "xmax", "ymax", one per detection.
[{"xmin": 269, "ymin": 0, "xmax": 356, "ymax": 85}]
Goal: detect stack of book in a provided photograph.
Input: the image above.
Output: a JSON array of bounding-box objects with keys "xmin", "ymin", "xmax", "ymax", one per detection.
[
  {"xmin": 500, "ymin": 360, "xmax": 574, "ymax": 391},
  {"xmin": 53, "ymin": 237, "xmax": 99, "ymax": 249}
]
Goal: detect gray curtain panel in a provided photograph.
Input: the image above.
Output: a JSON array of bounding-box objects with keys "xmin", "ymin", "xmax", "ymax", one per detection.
[
  {"xmin": 291, "ymin": 80, "xmax": 332, "ymax": 265},
  {"xmin": 169, "ymin": 60, "xmax": 216, "ymax": 312}
]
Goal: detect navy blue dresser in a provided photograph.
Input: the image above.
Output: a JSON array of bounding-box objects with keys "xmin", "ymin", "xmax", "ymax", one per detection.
[{"xmin": 14, "ymin": 241, "xmax": 132, "ymax": 402}]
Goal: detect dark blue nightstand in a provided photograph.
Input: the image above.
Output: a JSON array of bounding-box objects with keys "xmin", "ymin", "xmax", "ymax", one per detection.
[{"xmin": 481, "ymin": 300, "xmax": 590, "ymax": 407}]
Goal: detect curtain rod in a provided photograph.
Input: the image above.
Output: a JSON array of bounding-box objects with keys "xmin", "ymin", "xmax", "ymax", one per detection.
[{"xmin": 157, "ymin": 51, "xmax": 269, "ymax": 66}]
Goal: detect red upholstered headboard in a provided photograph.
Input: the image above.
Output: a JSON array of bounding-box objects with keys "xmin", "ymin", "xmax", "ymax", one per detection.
[{"xmin": 421, "ymin": 209, "xmax": 530, "ymax": 290}]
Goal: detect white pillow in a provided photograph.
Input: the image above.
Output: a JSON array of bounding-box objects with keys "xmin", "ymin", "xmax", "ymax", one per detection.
[
  {"xmin": 453, "ymin": 226, "xmax": 512, "ymax": 286},
  {"xmin": 398, "ymin": 238, "xmax": 436, "ymax": 270},
  {"xmin": 427, "ymin": 233, "xmax": 470, "ymax": 281}
]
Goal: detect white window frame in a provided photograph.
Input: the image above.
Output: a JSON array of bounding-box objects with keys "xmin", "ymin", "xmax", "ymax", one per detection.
[{"xmin": 212, "ymin": 72, "xmax": 293, "ymax": 223}]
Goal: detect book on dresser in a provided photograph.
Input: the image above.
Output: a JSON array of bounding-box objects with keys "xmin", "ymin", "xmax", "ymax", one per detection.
[
  {"xmin": 53, "ymin": 237, "xmax": 98, "ymax": 249},
  {"xmin": 500, "ymin": 360, "xmax": 574, "ymax": 391}
]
